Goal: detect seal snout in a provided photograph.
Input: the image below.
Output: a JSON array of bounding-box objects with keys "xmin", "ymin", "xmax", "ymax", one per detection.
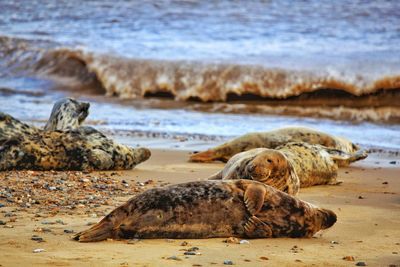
[{"xmin": 320, "ymin": 209, "xmax": 337, "ymax": 229}]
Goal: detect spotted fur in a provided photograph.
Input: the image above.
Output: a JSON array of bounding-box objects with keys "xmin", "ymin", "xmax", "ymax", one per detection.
[
  {"xmin": 74, "ymin": 180, "xmax": 337, "ymax": 242},
  {"xmin": 190, "ymin": 126, "xmax": 360, "ymax": 165},
  {"xmin": 0, "ymin": 98, "xmax": 151, "ymax": 171},
  {"xmin": 209, "ymin": 142, "xmax": 367, "ymax": 195}
]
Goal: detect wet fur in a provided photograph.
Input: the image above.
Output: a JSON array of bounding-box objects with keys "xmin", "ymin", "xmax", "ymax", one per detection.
[
  {"xmin": 74, "ymin": 180, "xmax": 337, "ymax": 242},
  {"xmin": 0, "ymin": 98, "xmax": 151, "ymax": 171},
  {"xmin": 209, "ymin": 142, "xmax": 367, "ymax": 195},
  {"xmin": 190, "ymin": 126, "xmax": 360, "ymax": 163}
]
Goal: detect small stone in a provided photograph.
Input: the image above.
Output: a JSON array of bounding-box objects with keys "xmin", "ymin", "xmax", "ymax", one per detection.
[
  {"xmin": 86, "ymin": 222, "xmax": 95, "ymax": 226},
  {"xmin": 223, "ymin": 260, "xmax": 234, "ymax": 265},
  {"xmin": 48, "ymin": 186, "xmax": 57, "ymax": 191},
  {"xmin": 33, "ymin": 248, "xmax": 45, "ymax": 253},
  {"xmin": 295, "ymin": 259, "xmax": 302, "ymax": 262},
  {"xmin": 260, "ymin": 256, "xmax": 269, "ymax": 260},
  {"xmin": 355, "ymin": 262, "xmax": 367, "ymax": 266},
  {"xmin": 180, "ymin": 241, "xmax": 188, "ymax": 246},
  {"xmin": 392, "ymin": 252, "xmax": 398, "ymax": 254},
  {"xmin": 358, "ymin": 196, "xmax": 365, "ymax": 199},
  {"xmin": 81, "ymin": 178, "xmax": 90, "ymax": 183},
  {"xmin": 90, "ymin": 213, "xmax": 97, "ymax": 218},
  {"xmin": 0, "ymin": 220, "xmax": 6, "ymax": 225},
  {"xmin": 31, "ymin": 235, "xmax": 44, "ymax": 242},
  {"xmin": 64, "ymin": 229, "xmax": 75, "ymax": 234},
  {"xmin": 0, "ymin": 203, "xmax": 4, "ymax": 208},
  {"xmin": 167, "ymin": 256, "xmax": 181, "ymax": 261},
  {"xmin": 165, "ymin": 239, "xmax": 175, "ymax": 243},
  {"xmin": 4, "ymin": 225, "xmax": 13, "ymax": 228},
  {"xmin": 382, "ymin": 181, "xmax": 388, "ymax": 184},
  {"xmin": 239, "ymin": 240, "xmax": 250, "ymax": 244},
  {"xmin": 331, "ymin": 241, "xmax": 339, "ymax": 244},
  {"xmin": 343, "ymin": 256, "xmax": 355, "ymax": 261},
  {"xmin": 224, "ymin": 237, "xmax": 240, "ymax": 244},
  {"xmin": 56, "ymin": 219, "xmax": 66, "ymax": 225},
  {"xmin": 184, "ymin": 251, "xmax": 197, "ymax": 255},
  {"xmin": 389, "ymin": 161, "xmax": 396, "ymax": 165}
]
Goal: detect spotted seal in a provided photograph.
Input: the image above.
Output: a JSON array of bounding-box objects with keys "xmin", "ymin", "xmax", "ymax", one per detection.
[
  {"xmin": 190, "ymin": 126, "xmax": 360, "ymax": 165},
  {"xmin": 74, "ymin": 179, "xmax": 337, "ymax": 241},
  {"xmin": 0, "ymin": 98, "xmax": 151, "ymax": 171},
  {"xmin": 208, "ymin": 142, "xmax": 368, "ymax": 195}
]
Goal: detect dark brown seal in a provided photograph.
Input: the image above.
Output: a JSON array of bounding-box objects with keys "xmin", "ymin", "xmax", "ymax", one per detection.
[
  {"xmin": 74, "ymin": 180, "xmax": 337, "ymax": 242},
  {"xmin": 190, "ymin": 126, "xmax": 360, "ymax": 164}
]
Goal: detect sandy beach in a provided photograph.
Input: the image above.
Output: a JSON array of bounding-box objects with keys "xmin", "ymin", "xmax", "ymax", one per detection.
[{"xmin": 1, "ymin": 144, "xmax": 399, "ymax": 267}]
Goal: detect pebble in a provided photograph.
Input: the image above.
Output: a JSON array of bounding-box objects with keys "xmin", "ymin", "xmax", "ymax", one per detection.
[
  {"xmin": 4, "ymin": 225, "xmax": 13, "ymax": 228},
  {"xmin": 343, "ymin": 256, "xmax": 355, "ymax": 261},
  {"xmin": 224, "ymin": 237, "xmax": 240, "ymax": 244},
  {"xmin": 0, "ymin": 203, "xmax": 4, "ymax": 208},
  {"xmin": 223, "ymin": 260, "xmax": 234, "ymax": 265},
  {"xmin": 167, "ymin": 256, "xmax": 182, "ymax": 261},
  {"xmin": 331, "ymin": 241, "xmax": 339, "ymax": 244},
  {"xmin": 127, "ymin": 239, "xmax": 140, "ymax": 244},
  {"xmin": 389, "ymin": 161, "xmax": 396, "ymax": 165},
  {"xmin": 48, "ymin": 186, "xmax": 57, "ymax": 191},
  {"xmin": 184, "ymin": 251, "xmax": 198, "ymax": 256},
  {"xmin": 356, "ymin": 262, "xmax": 367, "ymax": 266},
  {"xmin": 260, "ymin": 256, "xmax": 269, "ymax": 260},
  {"xmin": 31, "ymin": 235, "xmax": 44, "ymax": 242},
  {"xmin": 33, "ymin": 248, "xmax": 45, "ymax": 253},
  {"xmin": 358, "ymin": 196, "xmax": 365, "ymax": 199},
  {"xmin": 0, "ymin": 220, "xmax": 6, "ymax": 225},
  {"xmin": 64, "ymin": 229, "xmax": 75, "ymax": 234},
  {"xmin": 239, "ymin": 240, "xmax": 250, "ymax": 244},
  {"xmin": 180, "ymin": 241, "xmax": 188, "ymax": 246}
]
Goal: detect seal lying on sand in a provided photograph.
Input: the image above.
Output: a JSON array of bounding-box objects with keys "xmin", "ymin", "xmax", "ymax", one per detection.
[
  {"xmin": 0, "ymin": 98, "xmax": 151, "ymax": 171},
  {"xmin": 208, "ymin": 142, "xmax": 368, "ymax": 195},
  {"xmin": 190, "ymin": 126, "xmax": 360, "ymax": 165},
  {"xmin": 74, "ymin": 180, "xmax": 337, "ymax": 241}
]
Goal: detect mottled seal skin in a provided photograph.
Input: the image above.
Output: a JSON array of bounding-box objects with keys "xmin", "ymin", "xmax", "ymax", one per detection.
[
  {"xmin": 190, "ymin": 126, "xmax": 360, "ymax": 165},
  {"xmin": 209, "ymin": 142, "xmax": 367, "ymax": 195},
  {"xmin": 0, "ymin": 98, "xmax": 151, "ymax": 171},
  {"xmin": 44, "ymin": 98, "xmax": 90, "ymax": 131},
  {"xmin": 74, "ymin": 180, "xmax": 337, "ymax": 242}
]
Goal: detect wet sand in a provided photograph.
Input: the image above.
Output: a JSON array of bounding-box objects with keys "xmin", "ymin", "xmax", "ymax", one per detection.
[{"xmin": 0, "ymin": 147, "xmax": 399, "ymax": 267}]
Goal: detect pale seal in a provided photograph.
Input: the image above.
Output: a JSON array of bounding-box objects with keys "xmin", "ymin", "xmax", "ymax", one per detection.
[
  {"xmin": 208, "ymin": 142, "xmax": 368, "ymax": 195},
  {"xmin": 190, "ymin": 126, "xmax": 360, "ymax": 165},
  {"xmin": 74, "ymin": 179, "xmax": 337, "ymax": 242},
  {"xmin": 0, "ymin": 98, "xmax": 151, "ymax": 171}
]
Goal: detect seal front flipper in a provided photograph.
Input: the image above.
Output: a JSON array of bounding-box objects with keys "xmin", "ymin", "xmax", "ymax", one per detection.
[
  {"xmin": 244, "ymin": 216, "xmax": 272, "ymax": 238},
  {"xmin": 243, "ymin": 183, "xmax": 267, "ymax": 215}
]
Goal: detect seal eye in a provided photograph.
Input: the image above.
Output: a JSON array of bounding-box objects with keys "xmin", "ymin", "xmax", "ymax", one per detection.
[
  {"xmin": 267, "ymin": 159, "xmax": 272, "ymax": 163},
  {"xmin": 157, "ymin": 213, "xmax": 163, "ymax": 219}
]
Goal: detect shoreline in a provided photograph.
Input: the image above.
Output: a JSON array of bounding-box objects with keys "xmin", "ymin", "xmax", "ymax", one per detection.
[{"xmin": 1, "ymin": 147, "xmax": 399, "ymax": 266}]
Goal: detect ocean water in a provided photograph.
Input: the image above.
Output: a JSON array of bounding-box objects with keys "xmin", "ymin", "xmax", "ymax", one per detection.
[{"xmin": 0, "ymin": 0, "xmax": 399, "ymax": 150}]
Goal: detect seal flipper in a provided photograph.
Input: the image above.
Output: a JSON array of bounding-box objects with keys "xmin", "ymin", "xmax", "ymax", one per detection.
[
  {"xmin": 189, "ymin": 150, "xmax": 218, "ymax": 162},
  {"xmin": 243, "ymin": 183, "xmax": 267, "ymax": 215},
  {"xmin": 73, "ymin": 216, "xmax": 116, "ymax": 242},
  {"xmin": 208, "ymin": 170, "xmax": 223, "ymax": 180},
  {"xmin": 326, "ymin": 148, "xmax": 368, "ymax": 166}
]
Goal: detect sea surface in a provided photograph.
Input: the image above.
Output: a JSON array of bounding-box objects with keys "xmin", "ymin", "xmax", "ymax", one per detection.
[{"xmin": 0, "ymin": 0, "xmax": 399, "ymax": 151}]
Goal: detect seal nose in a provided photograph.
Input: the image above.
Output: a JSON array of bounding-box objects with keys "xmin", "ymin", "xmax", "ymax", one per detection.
[
  {"xmin": 321, "ymin": 209, "xmax": 337, "ymax": 229},
  {"xmin": 246, "ymin": 164, "xmax": 255, "ymax": 173},
  {"xmin": 80, "ymin": 102, "xmax": 90, "ymax": 112}
]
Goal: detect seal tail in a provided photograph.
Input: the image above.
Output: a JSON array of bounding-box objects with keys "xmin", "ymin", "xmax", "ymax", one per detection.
[
  {"xmin": 189, "ymin": 150, "xmax": 218, "ymax": 162},
  {"xmin": 326, "ymin": 148, "xmax": 368, "ymax": 167},
  {"xmin": 73, "ymin": 215, "xmax": 117, "ymax": 242}
]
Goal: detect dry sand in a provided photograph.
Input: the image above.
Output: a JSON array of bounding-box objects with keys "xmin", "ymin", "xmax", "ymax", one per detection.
[{"xmin": 0, "ymin": 147, "xmax": 399, "ymax": 267}]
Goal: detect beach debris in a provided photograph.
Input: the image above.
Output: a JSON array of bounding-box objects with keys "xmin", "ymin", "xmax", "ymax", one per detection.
[
  {"xmin": 166, "ymin": 255, "xmax": 182, "ymax": 261},
  {"xmin": 223, "ymin": 260, "xmax": 234, "ymax": 265},
  {"xmin": 32, "ymin": 248, "xmax": 45, "ymax": 253},
  {"xmin": 223, "ymin": 237, "xmax": 240, "ymax": 244},
  {"xmin": 239, "ymin": 239, "xmax": 250, "ymax": 244},
  {"xmin": 31, "ymin": 235, "xmax": 44, "ymax": 242},
  {"xmin": 355, "ymin": 262, "xmax": 367, "ymax": 266},
  {"xmin": 343, "ymin": 256, "xmax": 355, "ymax": 261},
  {"xmin": 33, "ymin": 227, "xmax": 52, "ymax": 233}
]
